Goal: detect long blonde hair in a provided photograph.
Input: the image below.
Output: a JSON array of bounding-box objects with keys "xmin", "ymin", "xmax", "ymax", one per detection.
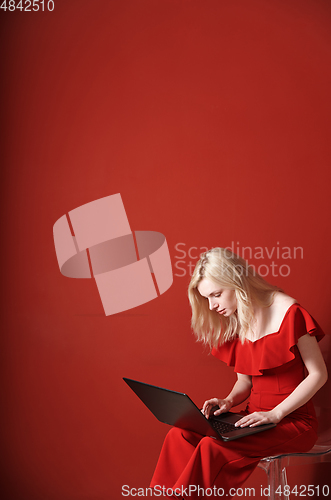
[{"xmin": 188, "ymin": 248, "xmax": 282, "ymax": 348}]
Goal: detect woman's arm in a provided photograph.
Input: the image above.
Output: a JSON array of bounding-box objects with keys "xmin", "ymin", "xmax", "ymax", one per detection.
[
  {"xmin": 202, "ymin": 373, "xmax": 252, "ymax": 419},
  {"xmin": 236, "ymin": 334, "xmax": 328, "ymax": 428}
]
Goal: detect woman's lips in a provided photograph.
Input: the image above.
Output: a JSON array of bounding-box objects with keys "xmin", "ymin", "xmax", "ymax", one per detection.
[{"xmin": 217, "ymin": 308, "xmax": 226, "ymax": 314}]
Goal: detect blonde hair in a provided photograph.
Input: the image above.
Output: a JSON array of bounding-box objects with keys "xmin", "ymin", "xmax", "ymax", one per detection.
[{"xmin": 188, "ymin": 248, "xmax": 282, "ymax": 348}]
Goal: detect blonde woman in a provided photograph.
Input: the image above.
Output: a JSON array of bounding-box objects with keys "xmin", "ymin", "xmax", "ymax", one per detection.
[{"xmin": 150, "ymin": 248, "xmax": 327, "ymax": 498}]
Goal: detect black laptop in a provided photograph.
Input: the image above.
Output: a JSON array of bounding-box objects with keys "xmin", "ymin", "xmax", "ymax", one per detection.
[{"xmin": 123, "ymin": 378, "xmax": 276, "ymax": 441}]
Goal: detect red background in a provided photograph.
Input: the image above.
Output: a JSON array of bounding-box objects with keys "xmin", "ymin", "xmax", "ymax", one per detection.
[{"xmin": 1, "ymin": 0, "xmax": 331, "ymax": 498}]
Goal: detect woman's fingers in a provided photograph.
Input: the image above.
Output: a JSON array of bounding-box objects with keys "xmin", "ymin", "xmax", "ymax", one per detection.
[
  {"xmin": 201, "ymin": 398, "xmax": 232, "ymax": 418},
  {"xmin": 202, "ymin": 398, "xmax": 220, "ymax": 419},
  {"xmin": 235, "ymin": 412, "xmax": 270, "ymax": 427},
  {"xmin": 235, "ymin": 416, "xmax": 254, "ymax": 428},
  {"xmin": 249, "ymin": 419, "xmax": 268, "ymax": 428},
  {"xmin": 213, "ymin": 402, "xmax": 228, "ymax": 415}
]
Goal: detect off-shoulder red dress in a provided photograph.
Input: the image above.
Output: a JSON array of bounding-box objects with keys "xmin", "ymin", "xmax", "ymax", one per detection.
[{"xmin": 150, "ymin": 304, "xmax": 325, "ymax": 498}]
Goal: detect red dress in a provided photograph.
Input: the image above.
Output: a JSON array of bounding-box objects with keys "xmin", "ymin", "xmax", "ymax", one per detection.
[{"xmin": 150, "ymin": 304, "xmax": 325, "ymax": 498}]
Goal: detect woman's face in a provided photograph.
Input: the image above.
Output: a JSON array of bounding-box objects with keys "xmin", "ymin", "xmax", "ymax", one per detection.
[{"xmin": 197, "ymin": 278, "xmax": 237, "ymax": 317}]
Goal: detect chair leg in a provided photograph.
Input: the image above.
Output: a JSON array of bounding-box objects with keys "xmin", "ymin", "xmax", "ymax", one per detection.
[
  {"xmin": 265, "ymin": 459, "xmax": 288, "ymax": 500},
  {"xmin": 282, "ymin": 466, "xmax": 289, "ymax": 500}
]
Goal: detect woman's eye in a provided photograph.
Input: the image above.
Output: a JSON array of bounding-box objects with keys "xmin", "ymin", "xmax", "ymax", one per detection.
[{"xmin": 214, "ymin": 293, "xmax": 221, "ymax": 297}]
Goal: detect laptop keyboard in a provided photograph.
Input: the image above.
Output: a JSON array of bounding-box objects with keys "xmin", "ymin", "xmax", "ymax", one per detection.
[{"xmin": 211, "ymin": 419, "xmax": 237, "ymax": 434}]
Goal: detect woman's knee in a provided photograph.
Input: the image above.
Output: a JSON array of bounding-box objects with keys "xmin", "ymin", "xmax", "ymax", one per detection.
[{"xmin": 165, "ymin": 426, "xmax": 203, "ymax": 446}]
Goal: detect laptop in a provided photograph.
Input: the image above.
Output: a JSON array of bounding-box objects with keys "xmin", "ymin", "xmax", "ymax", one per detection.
[{"xmin": 123, "ymin": 378, "xmax": 276, "ymax": 441}]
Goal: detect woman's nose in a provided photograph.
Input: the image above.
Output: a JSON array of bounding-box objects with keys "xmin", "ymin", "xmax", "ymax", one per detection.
[{"xmin": 208, "ymin": 298, "xmax": 217, "ymax": 311}]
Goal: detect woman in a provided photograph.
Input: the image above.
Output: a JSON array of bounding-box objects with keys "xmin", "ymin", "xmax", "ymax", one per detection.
[{"xmin": 150, "ymin": 248, "xmax": 328, "ymax": 498}]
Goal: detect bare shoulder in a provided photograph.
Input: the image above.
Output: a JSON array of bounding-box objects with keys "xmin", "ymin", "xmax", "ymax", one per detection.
[
  {"xmin": 252, "ymin": 292, "xmax": 298, "ymax": 337},
  {"xmin": 271, "ymin": 291, "xmax": 297, "ymax": 310},
  {"xmin": 268, "ymin": 292, "xmax": 297, "ymax": 324}
]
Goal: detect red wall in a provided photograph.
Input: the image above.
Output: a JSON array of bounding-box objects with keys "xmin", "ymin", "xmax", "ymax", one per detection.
[{"xmin": 1, "ymin": 0, "xmax": 331, "ymax": 498}]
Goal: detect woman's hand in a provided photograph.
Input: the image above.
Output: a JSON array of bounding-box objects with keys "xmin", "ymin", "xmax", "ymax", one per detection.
[
  {"xmin": 202, "ymin": 398, "xmax": 233, "ymax": 419},
  {"xmin": 235, "ymin": 410, "xmax": 282, "ymax": 428}
]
